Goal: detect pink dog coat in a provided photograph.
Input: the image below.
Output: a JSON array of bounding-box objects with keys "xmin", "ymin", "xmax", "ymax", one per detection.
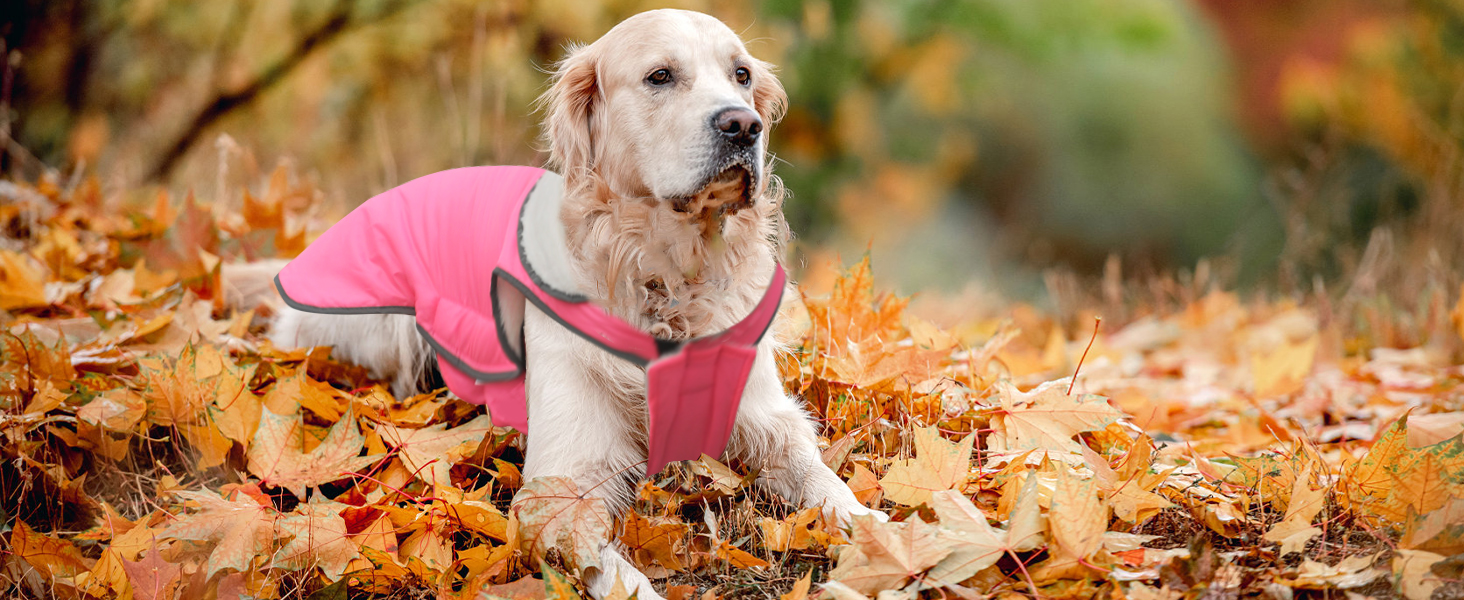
[{"xmin": 274, "ymin": 166, "xmax": 785, "ymax": 475}]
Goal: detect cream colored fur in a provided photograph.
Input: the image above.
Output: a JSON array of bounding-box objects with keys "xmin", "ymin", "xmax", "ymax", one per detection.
[{"xmin": 246, "ymin": 10, "xmax": 885, "ymax": 599}]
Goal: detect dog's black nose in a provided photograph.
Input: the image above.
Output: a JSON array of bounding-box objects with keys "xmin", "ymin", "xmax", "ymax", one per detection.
[{"xmin": 713, "ymin": 107, "xmax": 762, "ymax": 147}]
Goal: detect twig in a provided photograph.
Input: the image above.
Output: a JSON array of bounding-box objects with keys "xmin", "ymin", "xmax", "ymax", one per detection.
[{"xmin": 1067, "ymin": 316, "xmax": 1101, "ymax": 396}]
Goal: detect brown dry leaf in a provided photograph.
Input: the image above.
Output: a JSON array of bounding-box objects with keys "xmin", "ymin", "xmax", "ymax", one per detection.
[
  {"xmin": 1401, "ymin": 496, "xmax": 1464, "ymax": 554},
  {"xmin": 246, "ymin": 405, "xmax": 381, "ymax": 499},
  {"xmin": 1393, "ymin": 549, "xmax": 1445, "ymax": 600},
  {"xmin": 509, "ymin": 476, "xmax": 613, "ymax": 571},
  {"xmin": 0, "ymin": 250, "xmax": 50, "ymax": 310},
  {"xmin": 160, "ymin": 490, "xmax": 279, "ymax": 579},
  {"xmin": 120, "ymin": 542, "xmax": 183, "ymax": 600},
  {"xmin": 691, "ymin": 454, "xmax": 752, "ymax": 495},
  {"xmin": 879, "ymin": 426, "xmax": 974, "ymax": 506},
  {"xmin": 1407, "ymin": 412, "xmax": 1464, "ymax": 447},
  {"xmin": 271, "ymin": 498, "xmax": 358, "ymax": 581},
  {"xmin": 483, "ymin": 574, "xmax": 549, "ymax": 599},
  {"xmin": 620, "ymin": 511, "xmax": 687, "ymax": 571},
  {"xmin": 828, "ymin": 515, "xmax": 953, "ymax": 594},
  {"xmin": 377, "ymin": 414, "xmax": 495, "ymax": 491},
  {"xmin": 10, "ymin": 520, "xmax": 93, "ymax": 579},
  {"xmin": 848, "ymin": 463, "xmax": 883, "ymax": 507},
  {"xmin": 986, "ymin": 379, "xmax": 1124, "ymax": 464}
]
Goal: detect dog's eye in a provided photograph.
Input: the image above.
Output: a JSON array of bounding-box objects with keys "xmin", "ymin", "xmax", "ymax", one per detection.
[
  {"xmin": 646, "ymin": 69, "xmax": 673, "ymax": 86},
  {"xmin": 734, "ymin": 67, "xmax": 751, "ymax": 86}
]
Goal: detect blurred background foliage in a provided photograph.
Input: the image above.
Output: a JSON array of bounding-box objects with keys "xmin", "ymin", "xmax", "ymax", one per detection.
[{"xmin": 2, "ymin": 0, "xmax": 1462, "ymax": 302}]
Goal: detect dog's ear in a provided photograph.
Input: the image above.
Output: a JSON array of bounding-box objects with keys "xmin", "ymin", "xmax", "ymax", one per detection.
[
  {"xmin": 539, "ymin": 45, "xmax": 599, "ymax": 175},
  {"xmin": 749, "ymin": 58, "xmax": 787, "ymax": 129}
]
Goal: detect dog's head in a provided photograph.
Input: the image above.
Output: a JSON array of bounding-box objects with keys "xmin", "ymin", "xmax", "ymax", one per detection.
[{"xmin": 540, "ymin": 9, "xmax": 786, "ymax": 210}]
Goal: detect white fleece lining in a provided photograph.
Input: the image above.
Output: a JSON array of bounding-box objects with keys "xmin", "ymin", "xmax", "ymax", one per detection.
[{"xmin": 517, "ymin": 172, "xmax": 586, "ymax": 300}]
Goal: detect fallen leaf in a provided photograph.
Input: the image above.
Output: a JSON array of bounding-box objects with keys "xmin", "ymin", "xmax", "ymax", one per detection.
[
  {"xmin": 160, "ymin": 490, "xmax": 279, "ymax": 579},
  {"xmin": 509, "ymin": 476, "xmax": 612, "ymax": 572},
  {"xmin": 247, "ymin": 405, "xmax": 381, "ymax": 499},
  {"xmin": 828, "ymin": 515, "xmax": 953, "ymax": 593},
  {"xmin": 1393, "ymin": 549, "xmax": 1445, "ymax": 600},
  {"xmin": 272, "ymin": 498, "xmax": 359, "ymax": 581},
  {"xmin": 120, "ymin": 542, "xmax": 183, "ymax": 600},
  {"xmin": 879, "ymin": 426, "xmax": 974, "ymax": 506},
  {"xmin": 621, "ymin": 511, "xmax": 688, "ymax": 571},
  {"xmin": 11, "ymin": 520, "xmax": 92, "ymax": 578},
  {"xmin": 986, "ymin": 379, "xmax": 1124, "ymax": 464},
  {"xmin": 377, "ymin": 415, "xmax": 494, "ymax": 491}
]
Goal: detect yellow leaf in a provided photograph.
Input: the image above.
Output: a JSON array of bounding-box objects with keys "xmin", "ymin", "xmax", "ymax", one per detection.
[
  {"xmin": 1263, "ymin": 463, "xmax": 1327, "ymax": 555},
  {"xmin": 1400, "ymin": 496, "xmax": 1464, "ymax": 555},
  {"xmin": 449, "ymin": 499, "xmax": 510, "ymax": 542},
  {"xmin": 1006, "ymin": 474, "xmax": 1046, "ymax": 552},
  {"xmin": 715, "ymin": 539, "xmax": 771, "ymax": 569},
  {"xmin": 782, "ymin": 570, "xmax": 812, "ymax": 600},
  {"xmin": 758, "ymin": 508, "xmax": 820, "ymax": 552},
  {"xmin": 541, "ymin": 560, "xmax": 583, "ymax": 599},
  {"xmin": 1251, "ymin": 335, "xmax": 1318, "ymax": 398},
  {"xmin": 400, "ymin": 526, "xmax": 454, "ymax": 572},
  {"xmin": 879, "ymin": 426, "xmax": 974, "ymax": 506},
  {"xmin": 353, "ymin": 515, "xmax": 400, "ymax": 560}
]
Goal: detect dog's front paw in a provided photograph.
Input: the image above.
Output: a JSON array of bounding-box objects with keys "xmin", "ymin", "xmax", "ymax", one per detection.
[{"xmin": 824, "ymin": 503, "xmax": 890, "ymax": 528}]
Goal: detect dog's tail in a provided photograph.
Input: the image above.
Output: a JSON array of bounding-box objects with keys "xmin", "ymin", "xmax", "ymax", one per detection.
[{"xmin": 221, "ymin": 259, "xmax": 289, "ymax": 313}]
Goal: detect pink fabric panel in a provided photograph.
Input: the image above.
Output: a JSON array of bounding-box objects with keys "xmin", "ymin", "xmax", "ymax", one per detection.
[
  {"xmin": 278, "ymin": 166, "xmax": 545, "ymax": 382},
  {"xmin": 644, "ymin": 343, "xmax": 757, "ymax": 475},
  {"xmin": 438, "ymin": 360, "xmax": 528, "ymax": 430}
]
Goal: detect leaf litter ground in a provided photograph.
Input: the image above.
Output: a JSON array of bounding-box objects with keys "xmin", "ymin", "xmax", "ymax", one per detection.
[{"xmin": 1, "ymin": 169, "xmax": 1463, "ymax": 600}]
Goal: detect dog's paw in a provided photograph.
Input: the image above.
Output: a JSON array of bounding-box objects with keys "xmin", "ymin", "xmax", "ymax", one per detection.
[{"xmin": 824, "ymin": 503, "xmax": 890, "ymax": 528}]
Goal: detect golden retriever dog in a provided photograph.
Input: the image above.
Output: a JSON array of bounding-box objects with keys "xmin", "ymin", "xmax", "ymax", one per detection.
[{"xmin": 238, "ymin": 9, "xmax": 886, "ymax": 598}]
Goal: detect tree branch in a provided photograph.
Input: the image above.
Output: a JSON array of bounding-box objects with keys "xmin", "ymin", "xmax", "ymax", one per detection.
[{"xmin": 146, "ymin": 0, "xmax": 414, "ymax": 182}]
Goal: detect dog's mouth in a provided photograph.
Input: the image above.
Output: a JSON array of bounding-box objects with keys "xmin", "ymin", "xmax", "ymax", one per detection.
[{"xmin": 670, "ymin": 160, "xmax": 756, "ymax": 214}]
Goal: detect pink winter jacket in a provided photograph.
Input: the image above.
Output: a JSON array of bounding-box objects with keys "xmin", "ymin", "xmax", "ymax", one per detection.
[{"xmin": 275, "ymin": 166, "xmax": 784, "ymax": 475}]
